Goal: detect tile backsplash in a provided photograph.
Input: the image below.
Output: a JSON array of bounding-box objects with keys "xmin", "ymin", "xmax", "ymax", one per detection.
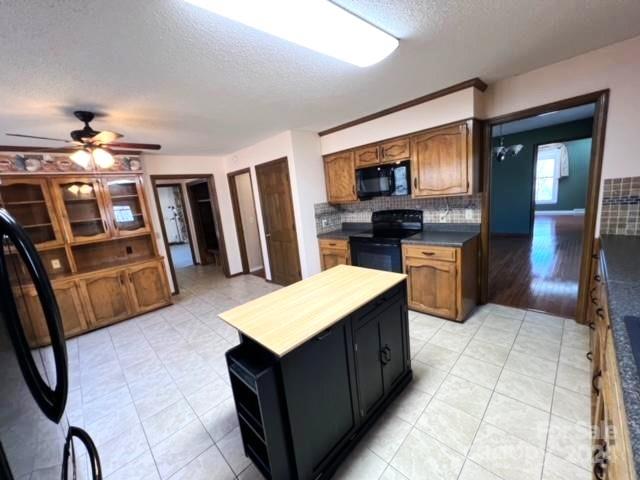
[
  {"xmin": 315, "ymin": 194, "xmax": 482, "ymax": 234},
  {"xmin": 601, "ymin": 176, "xmax": 640, "ymax": 236}
]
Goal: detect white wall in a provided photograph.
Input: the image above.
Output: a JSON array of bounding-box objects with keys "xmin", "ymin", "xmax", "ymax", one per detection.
[
  {"xmin": 233, "ymin": 172, "xmax": 263, "ymax": 272},
  {"xmin": 484, "ymin": 35, "xmax": 640, "ymax": 181},
  {"xmin": 320, "ymin": 87, "xmax": 477, "ymax": 154}
]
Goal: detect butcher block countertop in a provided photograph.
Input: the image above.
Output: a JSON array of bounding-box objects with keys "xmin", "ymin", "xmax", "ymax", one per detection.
[{"xmin": 219, "ymin": 265, "xmax": 407, "ymax": 357}]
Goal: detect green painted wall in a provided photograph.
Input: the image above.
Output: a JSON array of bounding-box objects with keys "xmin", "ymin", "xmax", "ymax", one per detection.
[{"xmin": 490, "ymin": 118, "xmax": 593, "ymax": 236}]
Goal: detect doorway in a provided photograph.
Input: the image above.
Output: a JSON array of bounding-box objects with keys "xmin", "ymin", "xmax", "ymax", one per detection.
[
  {"xmin": 151, "ymin": 174, "xmax": 229, "ymax": 294},
  {"xmin": 255, "ymin": 157, "xmax": 301, "ymax": 286},
  {"xmin": 156, "ymin": 184, "xmax": 196, "ymax": 269},
  {"xmin": 481, "ymin": 91, "xmax": 609, "ymax": 323},
  {"xmin": 228, "ymin": 168, "xmax": 264, "ymax": 277}
]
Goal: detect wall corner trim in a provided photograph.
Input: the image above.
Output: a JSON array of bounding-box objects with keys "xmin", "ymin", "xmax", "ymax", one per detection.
[{"xmin": 317, "ymin": 77, "xmax": 488, "ymax": 137}]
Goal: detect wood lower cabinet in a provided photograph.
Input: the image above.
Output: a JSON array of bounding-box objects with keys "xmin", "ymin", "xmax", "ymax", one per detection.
[
  {"xmin": 318, "ymin": 238, "xmax": 350, "ymax": 270},
  {"xmin": 402, "ymin": 240, "xmax": 478, "ymax": 321},
  {"xmin": 79, "ymin": 270, "xmax": 132, "ymax": 327},
  {"xmin": 14, "ymin": 280, "xmax": 89, "ymax": 347},
  {"xmin": 411, "ymin": 120, "xmax": 479, "ymax": 198},
  {"xmin": 323, "ymin": 151, "xmax": 357, "ymax": 204},
  {"xmin": 590, "ymin": 253, "xmax": 636, "ymax": 480},
  {"xmin": 126, "ymin": 260, "xmax": 171, "ymax": 313}
]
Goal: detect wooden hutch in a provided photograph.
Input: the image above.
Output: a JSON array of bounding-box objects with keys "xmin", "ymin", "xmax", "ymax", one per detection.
[{"xmin": 0, "ymin": 152, "xmax": 171, "ymax": 347}]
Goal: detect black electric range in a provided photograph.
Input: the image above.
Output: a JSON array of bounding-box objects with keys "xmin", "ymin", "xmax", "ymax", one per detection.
[{"xmin": 349, "ymin": 210, "xmax": 423, "ymax": 273}]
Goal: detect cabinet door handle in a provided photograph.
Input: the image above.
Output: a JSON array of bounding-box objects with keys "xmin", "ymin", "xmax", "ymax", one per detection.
[
  {"xmin": 413, "ymin": 178, "xmax": 417, "ymax": 189},
  {"xmin": 593, "ymin": 443, "xmax": 608, "ymax": 480},
  {"xmin": 352, "ymin": 185, "xmax": 356, "ymax": 195},
  {"xmin": 586, "ymin": 351, "xmax": 593, "ymax": 361},
  {"xmin": 594, "ymin": 274, "xmax": 601, "ymax": 283},
  {"xmin": 592, "ymin": 370, "xmax": 602, "ymax": 395},
  {"xmin": 380, "ymin": 345, "xmax": 391, "ymax": 365},
  {"xmin": 596, "ymin": 308, "xmax": 604, "ymax": 319},
  {"xmin": 589, "ymin": 322, "xmax": 595, "ymax": 331}
]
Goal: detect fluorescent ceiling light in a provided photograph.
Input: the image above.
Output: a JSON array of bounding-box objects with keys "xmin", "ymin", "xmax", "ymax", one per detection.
[{"xmin": 183, "ymin": 0, "xmax": 399, "ymax": 67}]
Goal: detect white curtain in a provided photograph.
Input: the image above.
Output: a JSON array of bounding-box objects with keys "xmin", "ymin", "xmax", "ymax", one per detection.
[{"xmin": 538, "ymin": 143, "xmax": 569, "ymax": 178}]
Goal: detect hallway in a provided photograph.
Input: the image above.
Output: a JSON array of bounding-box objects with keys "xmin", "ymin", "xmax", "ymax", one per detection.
[{"xmin": 489, "ymin": 214, "xmax": 585, "ymax": 319}]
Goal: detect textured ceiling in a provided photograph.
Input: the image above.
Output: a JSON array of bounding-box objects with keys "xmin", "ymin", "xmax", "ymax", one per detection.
[{"xmin": 1, "ymin": 0, "xmax": 639, "ymax": 155}]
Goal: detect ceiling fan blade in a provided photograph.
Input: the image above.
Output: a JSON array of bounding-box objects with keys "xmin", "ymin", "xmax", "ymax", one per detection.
[
  {"xmin": 0, "ymin": 145, "xmax": 82, "ymax": 153},
  {"xmin": 108, "ymin": 142, "xmax": 161, "ymax": 150},
  {"xmin": 88, "ymin": 130, "xmax": 123, "ymax": 145},
  {"xmin": 6, "ymin": 133, "xmax": 72, "ymax": 143}
]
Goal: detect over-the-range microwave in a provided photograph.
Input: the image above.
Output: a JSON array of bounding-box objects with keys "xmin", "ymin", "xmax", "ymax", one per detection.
[{"xmin": 356, "ymin": 161, "xmax": 411, "ymax": 200}]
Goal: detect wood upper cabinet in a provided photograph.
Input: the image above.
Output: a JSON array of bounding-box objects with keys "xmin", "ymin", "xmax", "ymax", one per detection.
[
  {"xmin": 380, "ymin": 137, "xmax": 411, "ymax": 164},
  {"xmin": 102, "ymin": 176, "xmax": 150, "ymax": 237},
  {"xmin": 405, "ymin": 256, "xmax": 457, "ymax": 319},
  {"xmin": 411, "ymin": 120, "xmax": 477, "ymax": 197},
  {"xmin": 51, "ymin": 177, "xmax": 111, "ymax": 243},
  {"xmin": 354, "ymin": 146, "xmax": 380, "ymax": 168},
  {"xmin": 126, "ymin": 260, "xmax": 171, "ymax": 313},
  {"xmin": 13, "ymin": 280, "xmax": 88, "ymax": 347},
  {"xmin": 318, "ymin": 239, "xmax": 350, "ymax": 270},
  {"xmin": 0, "ymin": 177, "xmax": 64, "ymax": 248},
  {"xmin": 324, "ymin": 152, "xmax": 357, "ymax": 204},
  {"xmin": 79, "ymin": 270, "xmax": 132, "ymax": 327}
]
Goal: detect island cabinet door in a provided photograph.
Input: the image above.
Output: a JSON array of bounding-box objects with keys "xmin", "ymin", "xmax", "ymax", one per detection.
[
  {"xmin": 353, "ymin": 317, "xmax": 385, "ymax": 416},
  {"xmin": 379, "ymin": 297, "xmax": 408, "ymax": 393},
  {"xmin": 280, "ymin": 320, "xmax": 358, "ymax": 480}
]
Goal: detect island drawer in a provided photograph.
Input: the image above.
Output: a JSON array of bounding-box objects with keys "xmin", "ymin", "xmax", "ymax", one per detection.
[
  {"xmin": 351, "ymin": 282, "xmax": 405, "ymax": 328},
  {"xmin": 403, "ymin": 244, "xmax": 457, "ymax": 262}
]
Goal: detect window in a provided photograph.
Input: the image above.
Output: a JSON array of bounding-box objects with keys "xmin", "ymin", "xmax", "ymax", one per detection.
[{"xmin": 535, "ymin": 144, "xmax": 562, "ymax": 204}]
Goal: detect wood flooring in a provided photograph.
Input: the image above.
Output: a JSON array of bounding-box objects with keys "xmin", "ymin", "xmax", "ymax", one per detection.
[{"xmin": 489, "ymin": 214, "xmax": 584, "ymax": 319}]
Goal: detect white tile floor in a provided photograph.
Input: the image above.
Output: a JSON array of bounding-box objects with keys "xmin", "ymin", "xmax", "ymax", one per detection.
[{"xmin": 60, "ymin": 263, "xmax": 592, "ymax": 480}]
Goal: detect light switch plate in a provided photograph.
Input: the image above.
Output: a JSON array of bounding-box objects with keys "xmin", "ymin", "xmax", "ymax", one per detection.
[
  {"xmin": 51, "ymin": 259, "xmax": 61, "ymax": 270},
  {"xmin": 321, "ymin": 218, "xmax": 329, "ymax": 227}
]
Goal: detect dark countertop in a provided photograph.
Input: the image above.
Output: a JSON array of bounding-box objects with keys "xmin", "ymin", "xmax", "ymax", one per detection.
[
  {"xmin": 317, "ymin": 223, "xmax": 371, "ymax": 240},
  {"xmin": 402, "ymin": 230, "xmax": 479, "ymax": 247},
  {"xmin": 600, "ymin": 235, "xmax": 640, "ymax": 473}
]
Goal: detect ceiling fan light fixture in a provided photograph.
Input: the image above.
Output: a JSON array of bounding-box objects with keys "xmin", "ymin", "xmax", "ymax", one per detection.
[
  {"xmin": 183, "ymin": 0, "xmax": 399, "ymax": 67},
  {"xmin": 92, "ymin": 147, "xmax": 114, "ymax": 169},
  {"xmin": 69, "ymin": 149, "xmax": 91, "ymax": 169}
]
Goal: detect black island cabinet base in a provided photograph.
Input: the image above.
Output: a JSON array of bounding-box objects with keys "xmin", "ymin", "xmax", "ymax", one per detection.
[{"xmin": 225, "ymin": 280, "xmax": 412, "ymax": 480}]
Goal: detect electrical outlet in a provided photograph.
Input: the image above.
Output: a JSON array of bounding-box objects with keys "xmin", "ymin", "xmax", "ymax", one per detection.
[
  {"xmin": 465, "ymin": 209, "xmax": 473, "ymax": 221},
  {"xmin": 51, "ymin": 259, "xmax": 61, "ymax": 270},
  {"xmin": 321, "ymin": 218, "xmax": 329, "ymax": 228}
]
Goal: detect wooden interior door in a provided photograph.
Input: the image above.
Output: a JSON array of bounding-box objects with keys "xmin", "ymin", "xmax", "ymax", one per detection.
[
  {"xmin": 79, "ymin": 270, "xmax": 131, "ymax": 327},
  {"xmin": 412, "ymin": 122, "xmax": 469, "ymax": 197},
  {"xmin": 255, "ymin": 158, "xmax": 302, "ymax": 285},
  {"xmin": 405, "ymin": 257, "xmax": 457, "ymax": 318},
  {"xmin": 187, "ymin": 180, "xmax": 219, "ymax": 265},
  {"xmin": 126, "ymin": 260, "xmax": 171, "ymax": 313},
  {"xmin": 323, "ymin": 152, "xmax": 357, "ymax": 203}
]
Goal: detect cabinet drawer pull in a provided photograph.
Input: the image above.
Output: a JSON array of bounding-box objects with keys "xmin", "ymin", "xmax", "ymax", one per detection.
[
  {"xmin": 421, "ymin": 251, "xmax": 435, "ymax": 256},
  {"xmin": 592, "ymin": 370, "xmax": 602, "ymax": 395},
  {"xmin": 316, "ymin": 328, "xmax": 333, "ymax": 341},
  {"xmin": 328, "ymin": 243, "xmax": 336, "ymax": 247},
  {"xmin": 586, "ymin": 351, "xmax": 593, "ymax": 361}
]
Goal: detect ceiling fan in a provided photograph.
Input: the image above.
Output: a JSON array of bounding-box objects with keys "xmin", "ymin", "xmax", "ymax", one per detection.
[{"xmin": 5, "ymin": 110, "xmax": 161, "ymax": 169}]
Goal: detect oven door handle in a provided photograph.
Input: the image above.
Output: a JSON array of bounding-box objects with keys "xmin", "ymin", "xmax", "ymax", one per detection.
[
  {"xmin": 0, "ymin": 209, "xmax": 68, "ymax": 422},
  {"xmin": 361, "ymin": 242, "xmax": 395, "ymax": 249}
]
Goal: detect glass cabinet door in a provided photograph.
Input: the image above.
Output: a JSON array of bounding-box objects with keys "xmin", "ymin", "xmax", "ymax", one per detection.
[
  {"xmin": 0, "ymin": 178, "xmax": 63, "ymax": 247},
  {"xmin": 104, "ymin": 177, "xmax": 149, "ymax": 236},
  {"xmin": 53, "ymin": 178, "xmax": 110, "ymax": 242}
]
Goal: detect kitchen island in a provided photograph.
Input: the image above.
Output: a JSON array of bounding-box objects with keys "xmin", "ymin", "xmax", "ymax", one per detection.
[{"xmin": 219, "ymin": 265, "xmax": 411, "ymax": 480}]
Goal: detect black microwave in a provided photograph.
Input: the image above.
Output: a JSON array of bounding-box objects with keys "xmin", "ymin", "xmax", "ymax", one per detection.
[{"xmin": 356, "ymin": 161, "xmax": 411, "ymax": 200}]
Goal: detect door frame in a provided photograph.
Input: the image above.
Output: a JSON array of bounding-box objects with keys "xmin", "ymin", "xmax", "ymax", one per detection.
[
  {"xmin": 150, "ymin": 174, "xmax": 230, "ymax": 295},
  {"xmin": 255, "ymin": 157, "xmax": 302, "ymax": 285},
  {"xmin": 155, "ymin": 183, "xmax": 197, "ymax": 265},
  {"xmin": 480, "ymin": 90, "xmax": 609, "ymax": 323},
  {"xmin": 227, "ymin": 168, "xmax": 261, "ymax": 274}
]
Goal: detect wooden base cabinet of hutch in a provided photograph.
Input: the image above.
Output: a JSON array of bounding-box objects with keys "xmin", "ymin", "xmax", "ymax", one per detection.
[{"xmin": 0, "ymin": 155, "xmax": 171, "ymax": 347}]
